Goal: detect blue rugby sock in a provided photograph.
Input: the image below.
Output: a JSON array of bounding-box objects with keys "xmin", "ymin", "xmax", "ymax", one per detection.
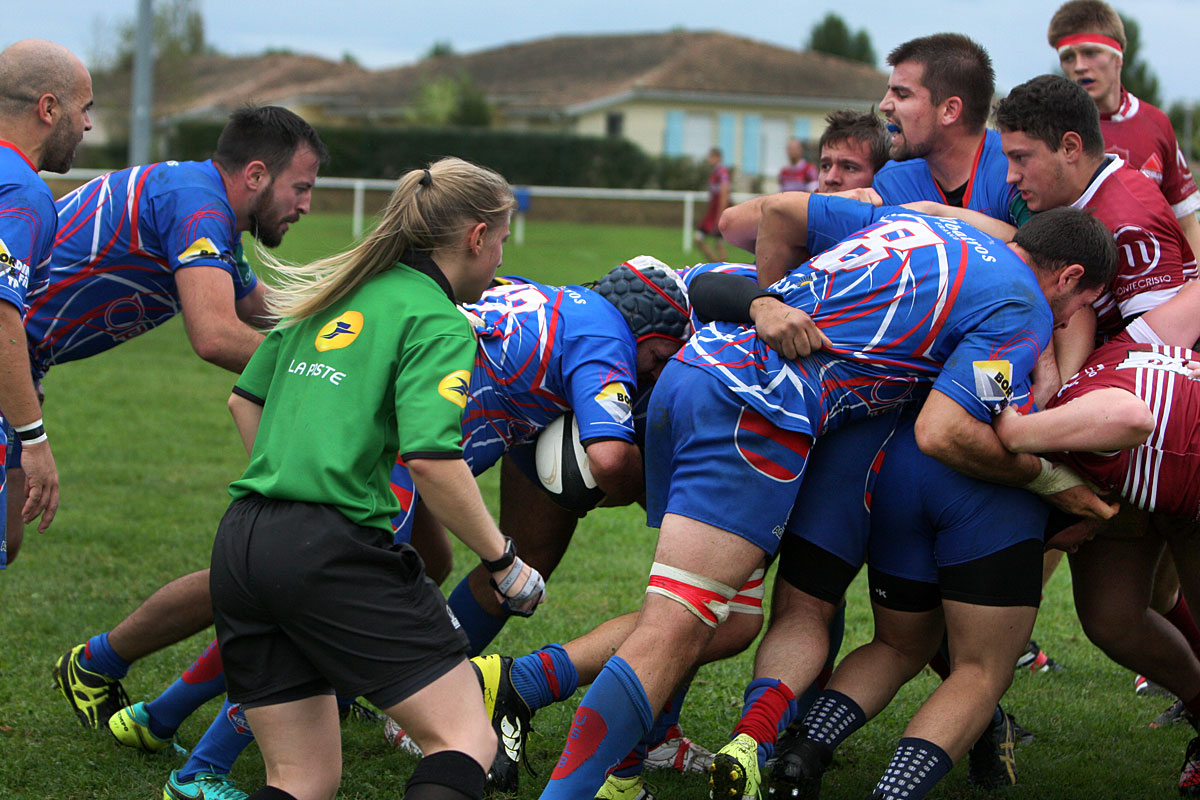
[
  {"xmin": 873, "ymin": 737, "xmax": 952, "ymax": 799},
  {"xmin": 801, "ymin": 689, "xmax": 866, "ymax": 750},
  {"xmin": 178, "ymin": 699, "xmax": 255, "ymax": 782},
  {"xmin": 448, "ymin": 578, "xmax": 508, "ymax": 656},
  {"xmin": 735, "ymin": 677, "xmax": 799, "ymax": 767},
  {"xmin": 510, "ymin": 643, "xmax": 578, "ymax": 712},
  {"xmin": 80, "ymin": 632, "xmax": 130, "ymax": 680},
  {"xmin": 540, "ymin": 656, "xmax": 654, "ymax": 799},
  {"xmin": 144, "ymin": 639, "xmax": 226, "ymax": 738},
  {"xmin": 612, "ymin": 684, "xmax": 691, "ymax": 779}
]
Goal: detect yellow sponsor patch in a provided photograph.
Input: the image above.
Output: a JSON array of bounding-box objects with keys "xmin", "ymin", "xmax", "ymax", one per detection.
[
  {"xmin": 438, "ymin": 370, "xmax": 472, "ymax": 408},
  {"xmin": 972, "ymin": 359, "xmax": 1013, "ymax": 406},
  {"xmin": 594, "ymin": 382, "xmax": 633, "ymax": 423},
  {"xmin": 0, "ymin": 238, "xmax": 30, "ymax": 291},
  {"xmin": 314, "ymin": 310, "xmax": 363, "ymax": 351},
  {"xmin": 176, "ymin": 237, "xmax": 221, "ymax": 265}
]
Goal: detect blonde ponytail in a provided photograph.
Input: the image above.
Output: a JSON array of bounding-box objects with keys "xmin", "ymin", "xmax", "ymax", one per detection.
[{"xmin": 264, "ymin": 157, "xmax": 514, "ymax": 323}]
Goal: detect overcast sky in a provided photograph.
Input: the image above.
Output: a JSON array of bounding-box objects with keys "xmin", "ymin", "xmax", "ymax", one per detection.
[{"xmin": 9, "ymin": 0, "xmax": 1200, "ymax": 106}]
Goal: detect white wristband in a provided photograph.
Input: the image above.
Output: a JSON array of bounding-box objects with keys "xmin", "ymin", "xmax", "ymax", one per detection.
[{"xmin": 1023, "ymin": 457, "xmax": 1087, "ymax": 496}]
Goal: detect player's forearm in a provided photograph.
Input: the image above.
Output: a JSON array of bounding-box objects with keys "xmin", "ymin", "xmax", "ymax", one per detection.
[
  {"xmin": 235, "ymin": 285, "xmax": 278, "ymax": 331},
  {"xmin": 914, "ymin": 391, "xmax": 1041, "ymax": 487},
  {"xmin": 407, "ymin": 456, "xmax": 507, "ymax": 563},
  {"xmin": 228, "ymin": 393, "xmax": 263, "ymax": 456},
  {"xmin": 903, "ymin": 201, "xmax": 1017, "ymax": 241},
  {"xmin": 583, "ymin": 439, "xmax": 643, "ymax": 506},
  {"xmin": 755, "ymin": 193, "xmax": 813, "ymax": 288},
  {"xmin": 993, "ymin": 389, "xmax": 1154, "ymax": 454},
  {"xmin": 720, "ymin": 196, "xmax": 765, "ymax": 252},
  {"xmin": 186, "ymin": 321, "xmax": 265, "ymax": 373},
  {"xmin": 1177, "ymin": 211, "xmax": 1200, "ymax": 272},
  {"xmin": 0, "ymin": 303, "xmax": 43, "ymax": 427}
]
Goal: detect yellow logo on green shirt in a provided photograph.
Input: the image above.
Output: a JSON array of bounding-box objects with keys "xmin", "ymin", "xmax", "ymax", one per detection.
[
  {"xmin": 315, "ymin": 311, "xmax": 363, "ymax": 351},
  {"xmin": 176, "ymin": 237, "xmax": 221, "ymax": 264},
  {"xmin": 438, "ymin": 370, "xmax": 472, "ymax": 408}
]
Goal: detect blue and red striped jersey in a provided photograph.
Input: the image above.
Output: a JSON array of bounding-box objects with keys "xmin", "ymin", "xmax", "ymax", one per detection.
[
  {"xmin": 675, "ymin": 196, "xmax": 1052, "ymax": 437},
  {"xmin": 25, "ymin": 160, "xmax": 256, "ymax": 374}
]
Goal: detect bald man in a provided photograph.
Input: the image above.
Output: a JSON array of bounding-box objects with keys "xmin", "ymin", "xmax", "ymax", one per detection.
[{"xmin": 0, "ymin": 39, "xmax": 93, "ymax": 567}]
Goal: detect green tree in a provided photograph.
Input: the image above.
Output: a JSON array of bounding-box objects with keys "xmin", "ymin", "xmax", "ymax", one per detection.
[
  {"xmin": 1167, "ymin": 102, "xmax": 1197, "ymax": 162},
  {"xmin": 1118, "ymin": 13, "xmax": 1161, "ymax": 107},
  {"xmin": 425, "ymin": 41, "xmax": 455, "ymax": 59},
  {"xmin": 807, "ymin": 13, "xmax": 875, "ymax": 66},
  {"xmin": 114, "ymin": 0, "xmax": 215, "ymax": 69},
  {"xmin": 411, "ymin": 71, "xmax": 492, "ymax": 127}
]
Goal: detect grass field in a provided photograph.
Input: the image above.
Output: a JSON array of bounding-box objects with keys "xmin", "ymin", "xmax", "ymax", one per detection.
[{"xmin": 1, "ymin": 215, "xmax": 1193, "ymax": 798}]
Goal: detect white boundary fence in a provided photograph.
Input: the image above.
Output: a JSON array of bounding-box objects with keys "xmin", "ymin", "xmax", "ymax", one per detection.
[{"xmin": 56, "ymin": 168, "xmax": 756, "ymax": 254}]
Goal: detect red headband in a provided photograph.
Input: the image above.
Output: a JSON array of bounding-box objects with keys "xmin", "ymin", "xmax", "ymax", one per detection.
[{"xmin": 1055, "ymin": 33, "xmax": 1123, "ymax": 55}]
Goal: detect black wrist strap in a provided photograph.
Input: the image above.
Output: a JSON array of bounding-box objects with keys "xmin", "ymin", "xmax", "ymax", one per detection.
[
  {"xmin": 689, "ymin": 271, "xmax": 781, "ymax": 324},
  {"xmin": 481, "ymin": 536, "xmax": 517, "ymax": 571}
]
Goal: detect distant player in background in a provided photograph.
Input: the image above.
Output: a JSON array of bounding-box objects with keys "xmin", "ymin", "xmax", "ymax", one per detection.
[
  {"xmin": 695, "ymin": 147, "xmax": 731, "ymax": 262},
  {"xmin": 0, "ymin": 39, "xmax": 92, "ymax": 566},
  {"xmin": 778, "ymin": 137, "xmax": 818, "ymax": 192},
  {"xmin": 50, "ymin": 106, "xmax": 327, "ymax": 734}
]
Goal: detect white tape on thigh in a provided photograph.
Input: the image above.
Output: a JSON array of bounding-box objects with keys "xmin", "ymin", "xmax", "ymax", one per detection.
[
  {"xmin": 645, "ymin": 562, "xmax": 738, "ymax": 627},
  {"xmin": 729, "ymin": 567, "xmax": 767, "ymax": 616}
]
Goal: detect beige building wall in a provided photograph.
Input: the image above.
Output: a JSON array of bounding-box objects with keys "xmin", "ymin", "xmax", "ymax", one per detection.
[{"xmin": 573, "ymin": 98, "xmax": 870, "ymax": 187}]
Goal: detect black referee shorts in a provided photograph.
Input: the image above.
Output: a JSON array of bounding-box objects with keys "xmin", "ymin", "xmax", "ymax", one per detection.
[{"xmin": 210, "ymin": 494, "xmax": 469, "ymax": 710}]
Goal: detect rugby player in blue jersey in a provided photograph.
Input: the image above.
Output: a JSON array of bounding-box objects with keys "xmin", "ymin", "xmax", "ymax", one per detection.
[
  {"xmin": 0, "ymin": 39, "xmax": 92, "ymax": 567},
  {"xmin": 51, "ymin": 106, "xmax": 327, "ymax": 733},
  {"xmin": 536, "ymin": 197, "xmax": 1118, "ymax": 800},
  {"xmin": 726, "ymin": 34, "xmax": 1026, "ymax": 289}
]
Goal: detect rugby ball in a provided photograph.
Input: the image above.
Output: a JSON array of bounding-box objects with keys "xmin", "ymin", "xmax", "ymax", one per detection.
[{"xmin": 535, "ymin": 412, "xmax": 605, "ymax": 513}]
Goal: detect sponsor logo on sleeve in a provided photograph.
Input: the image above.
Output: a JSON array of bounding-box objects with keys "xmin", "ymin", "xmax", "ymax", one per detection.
[
  {"xmin": 0, "ymin": 239, "xmax": 30, "ymax": 291},
  {"xmin": 972, "ymin": 359, "xmax": 1013, "ymax": 410},
  {"xmin": 315, "ymin": 311, "xmax": 363, "ymax": 352},
  {"xmin": 438, "ymin": 370, "xmax": 472, "ymax": 408},
  {"xmin": 594, "ymin": 382, "xmax": 633, "ymax": 423},
  {"xmin": 176, "ymin": 237, "xmax": 222, "ymax": 265}
]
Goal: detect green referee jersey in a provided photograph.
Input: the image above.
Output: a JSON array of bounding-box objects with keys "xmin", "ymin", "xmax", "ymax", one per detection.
[{"xmin": 229, "ymin": 264, "xmax": 476, "ymax": 532}]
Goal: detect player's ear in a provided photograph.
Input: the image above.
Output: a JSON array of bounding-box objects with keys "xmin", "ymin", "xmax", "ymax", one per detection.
[
  {"xmin": 244, "ymin": 160, "xmax": 269, "ymax": 191},
  {"xmin": 940, "ymin": 95, "xmax": 963, "ymax": 127},
  {"xmin": 466, "ymin": 221, "xmax": 487, "ymax": 256},
  {"xmin": 35, "ymin": 92, "xmax": 57, "ymax": 126},
  {"xmin": 1060, "ymin": 131, "xmax": 1084, "ymax": 163},
  {"xmin": 1058, "ymin": 262, "xmax": 1085, "ymax": 292}
]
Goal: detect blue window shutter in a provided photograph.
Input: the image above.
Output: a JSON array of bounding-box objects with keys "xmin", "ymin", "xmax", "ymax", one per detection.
[
  {"xmin": 742, "ymin": 114, "xmax": 761, "ymax": 174},
  {"xmin": 793, "ymin": 117, "xmax": 812, "ymax": 140},
  {"xmin": 664, "ymin": 111, "xmax": 684, "ymax": 156},
  {"xmin": 719, "ymin": 113, "xmax": 737, "ymax": 160}
]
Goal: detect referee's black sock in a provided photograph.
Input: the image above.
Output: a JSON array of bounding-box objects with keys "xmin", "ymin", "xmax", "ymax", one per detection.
[
  {"xmin": 248, "ymin": 788, "xmax": 299, "ymax": 800},
  {"xmin": 405, "ymin": 750, "xmax": 487, "ymax": 800}
]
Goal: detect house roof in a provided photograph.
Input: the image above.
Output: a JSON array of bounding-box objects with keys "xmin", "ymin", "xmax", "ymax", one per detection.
[
  {"xmin": 302, "ymin": 30, "xmax": 887, "ymax": 115},
  {"xmin": 91, "ymin": 53, "xmax": 367, "ymax": 120},
  {"xmin": 132, "ymin": 30, "xmax": 887, "ymax": 121}
]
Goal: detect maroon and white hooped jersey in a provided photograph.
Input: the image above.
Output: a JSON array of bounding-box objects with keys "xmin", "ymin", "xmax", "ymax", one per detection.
[
  {"xmin": 1101, "ymin": 89, "xmax": 1200, "ymax": 218},
  {"xmin": 1072, "ymin": 156, "xmax": 1198, "ymax": 338},
  {"xmin": 1049, "ymin": 333, "xmax": 1200, "ymax": 520}
]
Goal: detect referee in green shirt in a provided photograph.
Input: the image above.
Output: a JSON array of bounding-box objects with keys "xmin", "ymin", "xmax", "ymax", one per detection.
[{"xmin": 211, "ymin": 158, "xmax": 543, "ymax": 800}]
